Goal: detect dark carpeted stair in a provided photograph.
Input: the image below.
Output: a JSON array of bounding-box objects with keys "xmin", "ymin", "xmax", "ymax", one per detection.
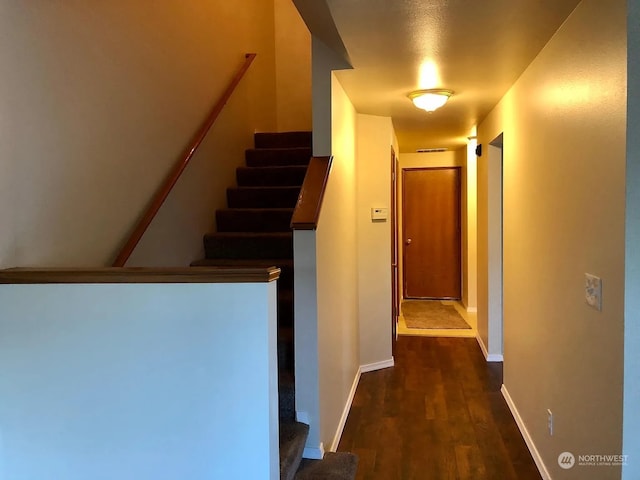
[
  {"xmin": 192, "ymin": 131, "xmax": 356, "ymax": 479},
  {"xmin": 279, "ymin": 422, "xmax": 358, "ymax": 480},
  {"xmin": 204, "ymin": 232, "xmax": 293, "ymax": 259},
  {"xmin": 216, "ymin": 208, "xmax": 294, "ymax": 232},
  {"xmin": 280, "ymin": 422, "xmax": 309, "ymax": 480},
  {"xmin": 227, "ymin": 186, "xmax": 301, "ymax": 208},
  {"xmin": 237, "ymin": 166, "xmax": 308, "ymax": 186},
  {"xmin": 295, "ymin": 453, "xmax": 359, "ymax": 480},
  {"xmin": 254, "ymin": 131, "xmax": 312, "ymax": 149},
  {"xmin": 245, "ymin": 147, "xmax": 312, "ymax": 167}
]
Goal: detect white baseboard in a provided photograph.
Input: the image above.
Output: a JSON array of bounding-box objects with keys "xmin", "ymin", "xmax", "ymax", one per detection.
[
  {"xmin": 476, "ymin": 334, "xmax": 503, "ymax": 362},
  {"xmin": 329, "ymin": 367, "xmax": 362, "ymax": 452},
  {"xmin": 303, "ymin": 442, "xmax": 325, "ymax": 460},
  {"xmin": 297, "ymin": 411, "xmax": 325, "ymax": 459},
  {"xmin": 296, "ymin": 411, "xmax": 309, "ymax": 424},
  {"xmin": 501, "ymin": 385, "xmax": 551, "ymax": 480},
  {"xmin": 361, "ymin": 357, "xmax": 395, "ymax": 373},
  {"xmin": 460, "ymin": 299, "xmax": 476, "ymax": 313},
  {"xmin": 327, "ymin": 358, "xmax": 395, "ymax": 452}
]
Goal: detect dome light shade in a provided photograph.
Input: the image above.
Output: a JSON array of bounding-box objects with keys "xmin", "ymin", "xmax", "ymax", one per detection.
[{"xmin": 408, "ymin": 89, "xmax": 453, "ymax": 112}]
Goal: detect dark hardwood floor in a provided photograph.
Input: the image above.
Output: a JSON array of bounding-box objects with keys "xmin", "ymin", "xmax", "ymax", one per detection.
[{"xmin": 338, "ymin": 336, "xmax": 542, "ymax": 480}]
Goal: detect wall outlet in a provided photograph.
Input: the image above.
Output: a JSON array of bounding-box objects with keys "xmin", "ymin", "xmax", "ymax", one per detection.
[
  {"xmin": 547, "ymin": 409, "xmax": 553, "ymax": 436},
  {"xmin": 585, "ymin": 273, "xmax": 602, "ymax": 311}
]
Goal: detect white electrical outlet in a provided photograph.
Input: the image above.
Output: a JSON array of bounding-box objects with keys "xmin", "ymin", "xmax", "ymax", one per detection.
[
  {"xmin": 585, "ymin": 273, "xmax": 602, "ymax": 311},
  {"xmin": 547, "ymin": 409, "xmax": 553, "ymax": 436}
]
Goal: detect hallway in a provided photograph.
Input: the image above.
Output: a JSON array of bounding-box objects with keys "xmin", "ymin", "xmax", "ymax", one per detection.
[{"xmin": 338, "ymin": 337, "xmax": 541, "ymax": 480}]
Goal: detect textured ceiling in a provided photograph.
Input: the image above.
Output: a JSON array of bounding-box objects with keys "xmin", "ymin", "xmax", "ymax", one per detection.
[{"xmin": 298, "ymin": 0, "xmax": 582, "ymax": 152}]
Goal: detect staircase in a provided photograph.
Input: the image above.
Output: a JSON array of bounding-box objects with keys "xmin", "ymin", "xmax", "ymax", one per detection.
[{"xmin": 192, "ymin": 131, "xmax": 357, "ymax": 479}]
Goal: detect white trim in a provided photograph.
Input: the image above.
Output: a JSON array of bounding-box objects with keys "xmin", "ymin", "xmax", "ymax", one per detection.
[
  {"xmin": 501, "ymin": 385, "xmax": 551, "ymax": 480},
  {"xmin": 460, "ymin": 299, "xmax": 476, "ymax": 313},
  {"xmin": 296, "ymin": 411, "xmax": 310, "ymax": 424},
  {"xmin": 327, "ymin": 358, "xmax": 396, "ymax": 452},
  {"xmin": 360, "ymin": 357, "xmax": 395, "ymax": 373},
  {"xmin": 476, "ymin": 334, "xmax": 503, "ymax": 362},
  {"xmin": 329, "ymin": 367, "xmax": 362, "ymax": 452},
  {"xmin": 303, "ymin": 442, "xmax": 325, "ymax": 460},
  {"xmin": 298, "ymin": 411, "xmax": 324, "ymax": 459}
]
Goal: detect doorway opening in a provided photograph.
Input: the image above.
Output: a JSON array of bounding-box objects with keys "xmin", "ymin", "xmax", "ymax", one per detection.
[
  {"xmin": 402, "ymin": 167, "xmax": 461, "ymax": 299},
  {"xmin": 397, "ymin": 165, "xmax": 474, "ymax": 337},
  {"xmin": 485, "ymin": 134, "xmax": 504, "ymax": 360}
]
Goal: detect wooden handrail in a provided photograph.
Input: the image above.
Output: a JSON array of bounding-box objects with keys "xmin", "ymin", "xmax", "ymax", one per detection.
[
  {"xmin": 0, "ymin": 266, "xmax": 279, "ymax": 284},
  {"xmin": 291, "ymin": 156, "xmax": 332, "ymax": 230},
  {"xmin": 112, "ymin": 53, "xmax": 257, "ymax": 267}
]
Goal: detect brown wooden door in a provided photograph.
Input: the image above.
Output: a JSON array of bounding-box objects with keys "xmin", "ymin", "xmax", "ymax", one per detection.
[{"xmin": 402, "ymin": 167, "xmax": 461, "ymax": 299}]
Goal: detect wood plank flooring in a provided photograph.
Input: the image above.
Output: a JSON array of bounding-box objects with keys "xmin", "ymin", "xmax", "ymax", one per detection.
[{"xmin": 337, "ymin": 336, "xmax": 542, "ymax": 480}]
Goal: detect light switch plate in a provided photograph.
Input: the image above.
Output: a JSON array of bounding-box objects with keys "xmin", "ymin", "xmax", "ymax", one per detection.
[
  {"xmin": 371, "ymin": 207, "xmax": 388, "ymax": 221},
  {"xmin": 585, "ymin": 273, "xmax": 602, "ymax": 311}
]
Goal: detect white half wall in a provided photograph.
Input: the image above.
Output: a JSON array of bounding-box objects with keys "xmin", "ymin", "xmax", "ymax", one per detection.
[
  {"xmin": 0, "ymin": 281, "xmax": 279, "ymax": 480},
  {"xmin": 293, "ymin": 229, "xmax": 321, "ymax": 455}
]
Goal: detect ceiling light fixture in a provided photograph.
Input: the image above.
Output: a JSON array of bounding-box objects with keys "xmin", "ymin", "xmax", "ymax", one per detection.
[{"xmin": 408, "ymin": 89, "xmax": 453, "ymax": 112}]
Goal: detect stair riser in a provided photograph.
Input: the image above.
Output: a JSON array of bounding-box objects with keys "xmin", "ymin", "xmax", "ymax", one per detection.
[
  {"xmin": 236, "ymin": 166, "xmax": 307, "ymax": 187},
  {"xmin": 278, "ymin": 293, "xmax": 293, "ymax": 328},
  {"xmin": 278, "ymin": 381, "xmax": 296, "ymax": 422},
  {"xmin": 216, "ymin": 210, "xmax": 293, "ymax": 232},
  {"xmin": 227, "ymin": 188, "xmax": 300, "ymax": 209},
  {"xmin": 280, "ymin": 422, "xmax": 310, "ymax": 480},
  {"xmin": 278, "ymin": 336, "xmax": 294, "ymax": 374},
  {"xmin": 254, "ymin": 131, "xmax": 312, "ymax": 149},
  {"xmin": 245, "ymin": 148, "xmax": 312, "ymax": 167},
  {"xmin": 204, "ymin": 235, "xmax": 293, "ymax": 259},
  {"xmin": 278, "ymin": 269, "xmax": 294, "ymax": 290}
]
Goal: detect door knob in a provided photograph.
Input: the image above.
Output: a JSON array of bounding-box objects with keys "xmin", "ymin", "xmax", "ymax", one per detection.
[{"xmin": 405, "ymin": 238, "xmax": 412, "ymax": 245}]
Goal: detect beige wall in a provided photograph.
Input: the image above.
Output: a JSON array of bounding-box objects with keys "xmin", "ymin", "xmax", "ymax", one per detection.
[
  {"xmin": 316, "ymin": 73, "xmax": 360, "ymax": 450},
  {"xmin": 356, "ymin": 114, "xmax": 394, "ymax": 367},
  {"xmin": 478, "ymin": 0, "xmax": 626, "ymax": 477},
  {"xmin": 274, "ymin": 0, "xmax": 312, "ymax": 132},
  {"xmin": 397, "ymin": 151, "xmax": 463, "ymax": 302},
  {"xmin": 0, "ymin": 1, "xmax": 302, "ymax": 268}
]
